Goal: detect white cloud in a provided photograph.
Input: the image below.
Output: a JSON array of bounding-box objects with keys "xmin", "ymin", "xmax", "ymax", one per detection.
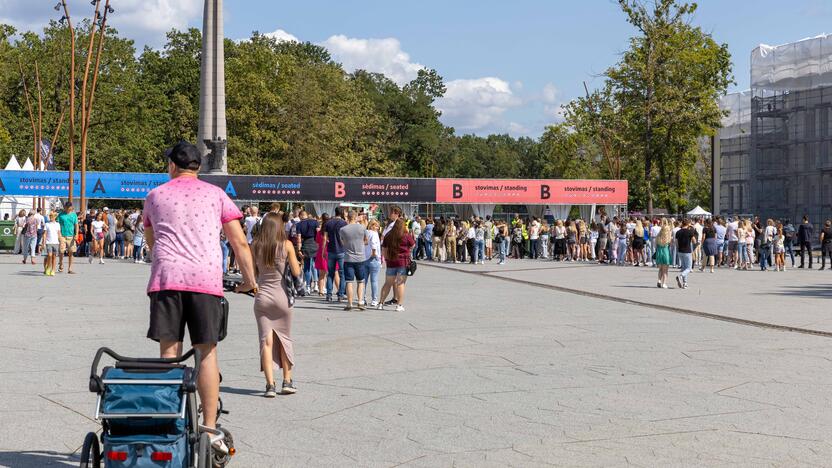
[
  {"xmin": 542, "ymin": 83, "xmax": 558, "ymax": 103},
  {"xmin": 436, "ymin": 77, "xmax": 522, "ymax": 132},
  {"xmin": 508, "ymin": 122, "xmax": 531, "ymax": 135},
  {"xmin": 0, "ymin": 0, "xmax": 202, "ymax": 49},
  {"xmin": 264, "ymin": 28, "xmax": 298, "ymax": 43},
  {"xmin": 321, "ymin": 34, "xmax": 424, "ymax": 85}
]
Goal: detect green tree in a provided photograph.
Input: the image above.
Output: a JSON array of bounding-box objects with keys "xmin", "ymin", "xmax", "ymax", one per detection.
[{"xmin": 606, "ymin": 0, "xmax": 732, "ymax": 212}]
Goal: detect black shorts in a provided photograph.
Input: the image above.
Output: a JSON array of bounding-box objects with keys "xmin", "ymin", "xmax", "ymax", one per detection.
[{"xmin": 147, "ymin": 291, "xmax": 224, "ymax": 345}]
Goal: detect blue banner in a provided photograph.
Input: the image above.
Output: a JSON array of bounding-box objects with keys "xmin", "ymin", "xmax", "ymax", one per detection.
[{"xmin": 0, "ymin": 170, "xmax": 169, "ymax": 199}]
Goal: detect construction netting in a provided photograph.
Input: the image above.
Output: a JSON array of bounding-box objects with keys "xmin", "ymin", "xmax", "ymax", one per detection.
[{"xmin": 751, "ymin": 33, "xmax": 832, "ymax": 92}]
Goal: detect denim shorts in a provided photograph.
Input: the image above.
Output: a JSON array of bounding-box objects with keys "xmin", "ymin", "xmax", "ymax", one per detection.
[
  {"xmin": 385, "ymin": 266, "xmax": 408, "ymax": 277},
  {"xmin": 45, "ymin": 244, "xmax": 59, "ymax": 255},
  {"xmin": 344, "ymin": 260, "xmax": 368, "ymax": 281}
]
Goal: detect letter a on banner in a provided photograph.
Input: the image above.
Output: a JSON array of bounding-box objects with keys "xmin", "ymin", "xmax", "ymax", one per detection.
[
  {"xmin": 225, "ymin": 180, "xmax": 237, "ymax": 197},
  {"xmin": 92, "ymin": 178, "xmax": 106, "ymax": 194}
]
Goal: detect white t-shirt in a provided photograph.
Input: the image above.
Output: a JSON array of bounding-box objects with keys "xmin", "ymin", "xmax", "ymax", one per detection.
[
  {"xmin": 244, "ymin": 215, "xmax": 260, "ymax": 243},
  {"xmin": 34, "ymin": 213, "xmax": 45, "ymax": 230},
  {"xmin": 530, "ymin": 221, "xmax": 540, "ymax": 240},
  {"xmin": 44, "ymin": 221, "xmax": 60, "ymax": 244},
  {"xmin": 764, "ymin": 225, "xmax": 777, "ymax": 242},
  {"xmin": 92, "ymin": 220, "xmax": 105, "ymax": 235},
  {"xmin": 626, "ymin": 222, "xmax": 636, "ymax": 235},
  {"xmin": 694, "ymin": 223, "xmax": 704, "ymax": 240},
  {"xmin": 672, "ymin": 227, "xmax": 681, "ymax": 244},
  {"xmin": 650, "ymin": 225, "xmax": 661, "ymax": 239},
  {"xmin": 365, "ymin": 229, "xmax": 381, "ymax": 260}
]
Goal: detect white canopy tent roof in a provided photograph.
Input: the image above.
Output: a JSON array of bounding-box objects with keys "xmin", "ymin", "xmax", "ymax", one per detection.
[
  {"xmin": 687, "ymin": 206, "xmax": 712, "ymax": 217},
  {"xmin": 0, "ymin": 156, "xmax": 31, "ymax": 219}
]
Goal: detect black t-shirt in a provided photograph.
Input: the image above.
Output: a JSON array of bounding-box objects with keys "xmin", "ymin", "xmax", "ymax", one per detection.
[
  {"xmin": 324, "ymin": 217, "xmax": 347, "ymax": 253},
  {"xmin": 822, "ymin": 227, "xmax": 832, "ymax": 244},
  {"xmin": 296, "ymin": 218, "xmax": 318, "ymax": 240},
  {"xmin": 434, "ymin": 224, "xmax": 445, "ymax": 237},
  {"xmin": 675, "ymin": 228, "xmax": 697, "ymax": 254}
]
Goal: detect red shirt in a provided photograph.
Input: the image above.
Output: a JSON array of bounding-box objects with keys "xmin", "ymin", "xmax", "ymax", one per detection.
[{"xmin": 384, "ymin": 233, "xmax": 415, "ymax": 268}]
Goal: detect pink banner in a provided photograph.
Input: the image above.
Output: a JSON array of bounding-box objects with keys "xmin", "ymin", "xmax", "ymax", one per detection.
[{"xmin": 435, "ymin": 179, "xmax": 628, "ymax": 204}]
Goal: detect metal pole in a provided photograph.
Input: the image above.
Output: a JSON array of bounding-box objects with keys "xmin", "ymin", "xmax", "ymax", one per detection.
[
  {"xmin": 61, "ymin": 0, "xmax": 76, "ymax": 204},
  {"xmin": 79, "ymin": 0, "xmax": 101, "ymax": 214}
]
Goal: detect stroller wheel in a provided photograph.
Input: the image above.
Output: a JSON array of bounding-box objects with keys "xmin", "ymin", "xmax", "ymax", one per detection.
[
  {"xmin": 212, "ymin": 426, "xmax": 235, "ymax": 468},
  {"xmin": 79, "ymin": 432, "xmax": 101, "ymax": 468},
  {"xmin": 197, "ymin": 432, "xmax": 212, "ymax": 468}
]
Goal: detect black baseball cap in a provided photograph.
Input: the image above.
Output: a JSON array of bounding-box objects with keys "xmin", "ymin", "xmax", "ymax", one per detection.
[{"xmin": 164, "ymin": 141, "xmax": 202, "ymax": 170}]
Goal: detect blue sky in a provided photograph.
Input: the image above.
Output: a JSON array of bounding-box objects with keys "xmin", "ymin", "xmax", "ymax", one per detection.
[{"xmin": 5, "ymin": 0, "xmax": 832, "ymax": 137}]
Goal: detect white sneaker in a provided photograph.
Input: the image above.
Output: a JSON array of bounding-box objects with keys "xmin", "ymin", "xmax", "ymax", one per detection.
[
  {"xmin": 99, "ymin": 259, "xmax": 105, "ymax": 264},
  {"xmin": 395, "ymin": 305, "xmax": 405, "ymax": 312},
  {"xmin": 358, "ymin": 300, "xmax": 366, "ymax": 307},
  {"xmin": 370, "ymin": 301, "xmax": 378, "ymax": 307}
]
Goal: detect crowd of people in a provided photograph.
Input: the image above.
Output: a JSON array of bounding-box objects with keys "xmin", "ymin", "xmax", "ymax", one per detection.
[
  {"xmin": 10, "ymin": 204, "xmax": 149, "ymax": 274},
  {"xmin": 409, "ymin": 212, "xmax": 826, "ymax": 289},
  {"xmin": 228, "ymin": 204, "xmax": 415, "ymax": 313}
]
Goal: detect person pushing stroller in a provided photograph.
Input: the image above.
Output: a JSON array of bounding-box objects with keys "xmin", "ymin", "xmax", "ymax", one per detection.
[{"xmin": 143, "ymin": 142, "xmax": 257, "ymax": 454}]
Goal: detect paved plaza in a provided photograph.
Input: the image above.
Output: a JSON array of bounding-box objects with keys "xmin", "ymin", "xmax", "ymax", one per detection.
[{"xmin": 1, "ymin": 254, "xmax": 832, "ymax": 467}]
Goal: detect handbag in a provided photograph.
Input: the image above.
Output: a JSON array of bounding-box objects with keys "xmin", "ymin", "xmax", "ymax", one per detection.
[
  {"xmin": 406, "ymin": 260, "xmax": 417, "ymax": 277},
  {"xmin": 274, "ymin": 243, "xmax": 305, "ymax": 306}
]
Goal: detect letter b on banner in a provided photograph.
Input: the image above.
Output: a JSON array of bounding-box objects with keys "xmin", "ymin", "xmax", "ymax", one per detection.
[
  {"xmin": 453, "ymin": 184, "xmax": 463, "ymax": 199},
  {"xmin": 540, "ymin": 184, "xmax": 550, "ymax": 200},
  {"xmin": 334, "ymin": 182, "xmax": 345, "ymax": 198}
]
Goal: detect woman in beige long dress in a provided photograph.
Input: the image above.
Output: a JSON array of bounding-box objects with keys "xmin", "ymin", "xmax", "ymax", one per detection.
[{"xmin": 252, "ymin": 212, "xmax": 301, "ymax": 397}]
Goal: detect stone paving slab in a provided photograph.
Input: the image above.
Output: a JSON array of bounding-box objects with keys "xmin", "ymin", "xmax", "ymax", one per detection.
[
  {"xmin": 1, "ymin": 254, "xmax": 832, "ymax": 467},
  {"xmin": 432, "ymin": 258, "xmax": 832, "ymax": 334}
]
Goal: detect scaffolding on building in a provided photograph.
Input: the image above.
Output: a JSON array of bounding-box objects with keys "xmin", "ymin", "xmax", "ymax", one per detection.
[{"xmin": 717, "ymin": 33, "xmax": 832, "ymax": 230}]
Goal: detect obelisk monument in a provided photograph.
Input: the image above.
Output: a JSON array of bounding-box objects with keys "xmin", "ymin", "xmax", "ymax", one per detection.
[{"xmin": 197, "ymin": 0, "xmax": 227, "ymax": 174}]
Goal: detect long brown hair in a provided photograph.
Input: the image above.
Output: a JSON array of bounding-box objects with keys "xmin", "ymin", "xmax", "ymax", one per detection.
[
  {"xmin": 382, "ymin": 218, "xmax": 406, "ymax": 262},
  {"xmin": 252, "ymin": 212, "xmax": 288, "ymax": 269}
]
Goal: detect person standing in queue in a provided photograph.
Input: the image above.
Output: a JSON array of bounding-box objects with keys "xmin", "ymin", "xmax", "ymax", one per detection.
[
  {"xmin": 323, "ymin": 207, "xmax": 348, "ymax": 302},
  {"xmin": 143, "ymin": 141, "xmax": 257, "ymax": 454},
  {"xmin": 377, "ymin": 218, "xmax": 415, "ymax": 312},
  {"xmin": 819, "ymin": 220, "xmax": 832, "ymax": 270},
  {"xmin": 294, "ymin": 210, "xmax": 319, "ymax": 294},
  {"xmin": 798, "ymin": 216, "xmax": 814, "ymax": 269},
  {"xmin": 339, "ymin": 210, "xmax": 369, "ymax": 311}
]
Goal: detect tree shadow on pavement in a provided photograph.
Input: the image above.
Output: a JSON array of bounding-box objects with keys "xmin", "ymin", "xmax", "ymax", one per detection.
[
  {"xmin": 0, "ymin": 451, "xmax": 76, "ymax": 467},
  {"xmin": 771, "ymin": 285, "xmax": 832, "ymax": 298}
]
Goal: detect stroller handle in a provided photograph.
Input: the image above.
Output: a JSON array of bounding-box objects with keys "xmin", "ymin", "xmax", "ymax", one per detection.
[{"xmin": 89, "ymin": 347, "xmax": 202, "ymax": 393}]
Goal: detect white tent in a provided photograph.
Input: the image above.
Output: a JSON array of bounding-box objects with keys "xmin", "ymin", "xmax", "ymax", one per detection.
[
  {"xmin": 687, "ymin": 206, "xmax": 712, "ymax": 217},
  {"xmin": 0, "ymin": 156, "xmax": 31, "ymax": 219}
]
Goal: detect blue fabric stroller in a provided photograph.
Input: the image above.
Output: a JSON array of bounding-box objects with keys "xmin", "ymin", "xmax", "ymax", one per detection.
[{"xmin": 80, "ymin": 347, "xmax": 234, "ymax": 468}]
